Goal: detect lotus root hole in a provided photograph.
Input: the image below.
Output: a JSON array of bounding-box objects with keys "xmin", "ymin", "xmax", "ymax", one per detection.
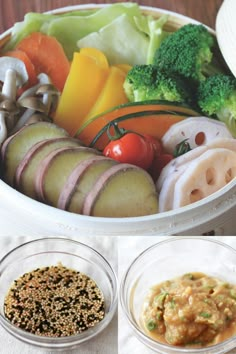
[
  {"xmin": 225, "ymin": 168, "xmax": 233, "ymax": 183},
  {"xmin": 190, "ymin": 189, "xmax": 204, "ymax": 203},
  {"xmin": 206, "ymin": 167, "xmax": 216, "ymax": 185},
  {"xmin": 195, "ymin": 132, "xmax": 205, "ymax": 146}
]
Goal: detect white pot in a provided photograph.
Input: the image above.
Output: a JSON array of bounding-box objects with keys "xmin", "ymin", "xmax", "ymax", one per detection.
[{"xmin": 0, "ymin": 4, "xmax": 235, "ymax": 236}]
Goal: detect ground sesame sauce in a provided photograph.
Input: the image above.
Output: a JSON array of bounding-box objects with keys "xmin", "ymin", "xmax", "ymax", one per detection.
[{"xmin": 4, "ymin": 263, "xmax": 105, "ymax": 337}]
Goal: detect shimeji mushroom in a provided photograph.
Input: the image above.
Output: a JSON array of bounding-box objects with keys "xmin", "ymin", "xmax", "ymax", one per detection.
[
  {"xmin": 12, "ymin": 74, "xmax": 59, "ymax": 133},
  {"xmin": 18, "ymin": 96, "xmax": 47, "ymax": 112},
  {"xmin": 11, "ymin": 73, "xmax": 51, "ymax": 133},
  {"xmin": 0, "ymin": 57, "xmax": 28, "ymax": 143},
  {"xmin": 36, "ymin": 84, "xmax": 60, "ymax": 115},
  {"xmin": 0, "ymin": 99, "xmax": 20, "ymax": 133},
  {"xmin": 19, "ymin": 73, "xmax": 51, "ymax": 100},
  {"xmin": 16, "ymin": 96, "xmax": 49, "ymax": 126}
]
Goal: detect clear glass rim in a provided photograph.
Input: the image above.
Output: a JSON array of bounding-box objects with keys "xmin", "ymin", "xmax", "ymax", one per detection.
[
  {"xmin": 0, "ymin": 237, "xmax": 118, "ymax": 348},
  {"xmin": 120, "ymin": 236, "xmax": 236, "ymax": 353}
]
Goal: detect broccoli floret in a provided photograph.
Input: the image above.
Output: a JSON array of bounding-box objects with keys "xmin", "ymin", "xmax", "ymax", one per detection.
[
  {"xmin": 123, "ymin": 64, "xmax": 191, "ymax": 103},
  {"xmin": 197, "ymin": 74, "xmax": 236, "ymax": 134},
  {"xmin": 197, "ymin": 74, "xmax": 236, "ymax": 114},
  {"xmin": 153, "ymin": 24, "xmax": 218, "ymax": 83}
]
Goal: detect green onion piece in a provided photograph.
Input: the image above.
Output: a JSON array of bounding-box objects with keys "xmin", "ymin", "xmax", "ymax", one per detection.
[
  {"xmin": 146, "ymin": 319, "xmax": 157, "ymax": 331},
  {"xmin": 154, "ymin": 291, "xmax": 169, "ymax": 308},
  {"xmin": 184, "ymin": 273, "xmax": 195, "ymax": 280},
  {"xmin": 199, "ymin": 312, "xmax": 212, "ymax": 318}
]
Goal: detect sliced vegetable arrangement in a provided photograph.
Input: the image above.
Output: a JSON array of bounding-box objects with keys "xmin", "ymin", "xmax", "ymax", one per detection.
[
  {"xmin": 0, "ymin": 2, "xmax": 235, "ymax": 218},
  {"xmin": 54, "ymin": 47, "xmax": 129, "ymax": 135}
]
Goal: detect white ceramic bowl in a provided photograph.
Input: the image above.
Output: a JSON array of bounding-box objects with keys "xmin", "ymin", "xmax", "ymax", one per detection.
[
  {"xmin": 120, "ymin": 237, "xmax": 236, "ymax": 353},
  {"xmin": 0, "ymin": 4, "xmax": 236, "ymax": 237}
]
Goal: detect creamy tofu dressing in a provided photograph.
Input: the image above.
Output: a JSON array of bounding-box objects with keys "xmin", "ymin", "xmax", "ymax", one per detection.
[{"xmin": 141, "ymin": 273, "xmax": 236, "ymax": 348}]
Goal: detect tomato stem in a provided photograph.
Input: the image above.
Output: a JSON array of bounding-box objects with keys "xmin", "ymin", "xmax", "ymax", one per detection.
[
  {"xmin": 106, "ymin": 122, "xmax": 131, "ymax": 141},
  {"xmin": 173, "ymin": 138, "xmax": 191, "ymax": 157},
  {"xmin": 106, "ymin": 121, "xmax": 147, "ymax": 142}
]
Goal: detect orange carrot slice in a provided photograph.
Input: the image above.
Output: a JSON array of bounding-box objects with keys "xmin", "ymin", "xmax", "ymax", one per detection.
[{"xmin": 16, "ymin": 32, "xmax": 70, "ymax": 92}]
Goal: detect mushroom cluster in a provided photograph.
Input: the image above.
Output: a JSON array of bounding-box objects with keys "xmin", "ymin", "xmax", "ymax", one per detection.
[{"xmin": 0, "ymin": 57, "xmax": 60, "ymax": 143}]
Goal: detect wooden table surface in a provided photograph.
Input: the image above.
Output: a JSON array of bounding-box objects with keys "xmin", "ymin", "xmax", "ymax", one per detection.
[{"xmin": 0, "ymin": 0, "xmax": 224, "ymax": 34}]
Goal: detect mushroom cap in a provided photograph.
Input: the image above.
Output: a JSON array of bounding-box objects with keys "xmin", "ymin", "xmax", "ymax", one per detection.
[
  {"xmin": 18, "ymin": 73, "xmax": 52, "ymax": 101},
  {"xmin": 0, "ymin": 57, "xmax": 28, "ymax": 87},
  {"xmin": 18, "ymin": 97, "xmax": 47, "ymax": 112},
  {"xmin": 37, "ymin": 73, "xmax": 51, "ymax": 85},
  {"xmin": 0, "ymin": 99, "xmax": 20, "ymax": 114},
  {"xmin": 36, "ymin": 84, "xmax": 60, "ymax": 96},
  {"xmin": 36, "ymin": 84, "xmax": 60, "ymax": 114}
]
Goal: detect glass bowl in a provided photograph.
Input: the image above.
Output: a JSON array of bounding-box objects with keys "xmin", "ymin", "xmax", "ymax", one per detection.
[
  {"xmin": 120, "ymin": 237, "xmax": 236, "ymax": 354},
  {"xmin": 0, "ymin": 237, "xmax": 118, "ymax": 350}
]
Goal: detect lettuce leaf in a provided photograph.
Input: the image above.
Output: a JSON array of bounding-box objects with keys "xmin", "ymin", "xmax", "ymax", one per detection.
[
  {"xmin": 134, "ymin": 14, "xmax": 169, "ymax": 64},
  {"xmin": 3, "ymin": 3, "xmax": 142, "ymax": 59},
  {"xmin": 3, "ymin": 2, "xmax": 169, "ymax": 65},
  {"xmin": 43, "ymin": 3, "xmax": 142, "ymax": 60},
  {"xmin": 77, "ymin": 14, "xmax": 149, "ymax": 65}
]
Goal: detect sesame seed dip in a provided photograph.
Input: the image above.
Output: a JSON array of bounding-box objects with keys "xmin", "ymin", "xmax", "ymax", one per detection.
[{"xmin": 4, "ymin": 263, "xmax": 105, "ymax": 337}]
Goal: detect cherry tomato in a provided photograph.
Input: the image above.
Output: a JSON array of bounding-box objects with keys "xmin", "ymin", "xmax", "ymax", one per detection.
[
  {"xmin": 103, "ymin": 132, "xmax": 154, "ymax": 170},
  {"xmin": 149, "ymin": 153, "xmax": 173, "ymax": 182},
  {"xmin": 144, "ymin": 135, "xmax": 163, "ymax": 157}
]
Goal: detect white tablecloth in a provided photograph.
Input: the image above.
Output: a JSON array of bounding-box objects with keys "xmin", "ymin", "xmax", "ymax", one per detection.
[
  {"xmin": 0, "ymin": 235, "xmax": 118, "ymax": 354},
  {"xmin": 119, "ymin": 236, "xmax": 236, "ymax": 354}
]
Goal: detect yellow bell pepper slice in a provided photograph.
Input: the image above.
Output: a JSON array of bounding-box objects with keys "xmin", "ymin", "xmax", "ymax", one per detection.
[
  {"xmin": 80, "ymin": 47, "xmax": 109, "ymax": 69},
  {"xmin": 83, "ymin": 65, "xmax": 129, "ymax": 122},
  {"xmin": 54, "ymin": 49, "xmax": 109, "ymax": 135}
]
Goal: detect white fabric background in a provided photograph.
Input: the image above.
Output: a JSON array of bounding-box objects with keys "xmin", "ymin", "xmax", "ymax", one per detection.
[
  {"xmin": 0, "ymin": 235, "xmax": 118, "ymax": 354},
  {"xmin": 119, "ymin": 236, "xmax": 236, "ymax": 354}
]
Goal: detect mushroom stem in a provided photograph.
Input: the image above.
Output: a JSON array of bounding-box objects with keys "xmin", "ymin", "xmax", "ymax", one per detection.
[
  {"xmin": 36, "ymin": 83, "xmax": 60, "ymax": 115},
  {"xmin": 0, "ymin": 114, "xmax": 7, "ymax": 144},
  {"xmin": 0, "ymin": 57, "xmax": 29, "ymax": 141},
  {"xmin": 19, "ymin": 73, "xmax": 51, "ymax": 100},
  {"xmin": 37, "ymin": 75, "xmax": 52, "ymax": 113},
  {"xmin": 42, "ymin": 92, "xmax": 51, "ymax": 115},
  {"xmin": 10, "ymin": 108, "xmax": 35, "ymax": 134},
  {"xmin": 0, "ymin": 69, "xmax": 18, "ymax": 143},
  {"xmin": 2, "ymin": 69, "xmax": 18, "ymax": 132},
  {"xmin": 2, "ymin": 69, "xmax": 17, "ymax": 100}
]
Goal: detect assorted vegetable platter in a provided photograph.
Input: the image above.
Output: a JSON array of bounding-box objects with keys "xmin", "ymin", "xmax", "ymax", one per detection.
[{"xmin": 0, "ymin": 2, "xmax": 236, "ymax": 233}]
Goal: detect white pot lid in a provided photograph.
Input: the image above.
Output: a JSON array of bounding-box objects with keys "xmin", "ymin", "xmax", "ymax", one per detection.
[{"xmin": 216, "ymin": 0, "xmax": 236, "ymax": 78}]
